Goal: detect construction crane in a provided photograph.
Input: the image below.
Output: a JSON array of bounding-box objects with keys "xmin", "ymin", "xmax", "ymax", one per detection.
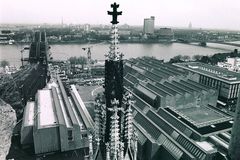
[
  {"xmin": 82, "ymin": 42, "xmax": 106, "ymax": 75},
  {"xmin": 82, "ymin": 46, "xmax": 93, "ymax": 74}
]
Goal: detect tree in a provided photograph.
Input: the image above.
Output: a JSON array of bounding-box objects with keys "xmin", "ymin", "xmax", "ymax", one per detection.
[
  {"xmin": 199, "ymin": 56, "xmax": 211, "ymax": 64},
  {"xmin": 68, "ymin": 56, "xmax": 78, "ymax": 64},
  {"xmin": 169, "ymin": 55, "xmax": 183, "ymax": 63},
  {"xmin": 230, "ymin": 49, "xmax": 239, "ymax": 57},
  {"xmin": 192, "ymin": 55, "xmax": 203, "ymax": 61},
  {"xmin": 68, "ymin": 57, "xmax": 78, "ymax": 74},
  {"xmin": 211, "ymin": 54, "xmax": 226, "ymax": 65},
  {"xmin": 68, "ymin": 56, "xmax": 87, "ymax": 73},
  {"xmin": 1, "ymin": 60, "xmax": 9, "ymax": 68},
  {"xmin": 182, "ymin": 55, "xmax": 190, "ymax": 61},
  {"xmin": 77, "ymin": 56, "xmax": 87, "ymax": 69}
]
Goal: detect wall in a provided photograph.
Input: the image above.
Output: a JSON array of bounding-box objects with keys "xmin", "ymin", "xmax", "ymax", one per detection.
[{"xmin": 33, "ymin": 127, "xmax": 60, "ymax": 154}]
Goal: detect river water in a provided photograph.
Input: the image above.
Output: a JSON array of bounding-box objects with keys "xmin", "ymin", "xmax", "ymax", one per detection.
[{"xmin": 0, "ymin": 42, "xmax": 239, "ymax": 67}]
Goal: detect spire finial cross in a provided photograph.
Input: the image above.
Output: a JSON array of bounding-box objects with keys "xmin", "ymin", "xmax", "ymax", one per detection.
[{"xmin": 107, "ymin": 2, "xmax": 122, "ymax": 24}]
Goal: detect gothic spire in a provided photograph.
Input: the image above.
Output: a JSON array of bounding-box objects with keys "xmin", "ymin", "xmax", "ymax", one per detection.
[
  {"xmin": 123, "ymin": 92, "xmax": 134, "ymax": 147},
  {"xmin": 105, "ymin": 2, "xmax": 123, "ymax": 61},
  {"xmin": 108, "ymin": 99, "xmax": 122, "ymax": 159},
  {"xmin": 92, "ymin": 3, "xmax": 137, "ymax": 160}
]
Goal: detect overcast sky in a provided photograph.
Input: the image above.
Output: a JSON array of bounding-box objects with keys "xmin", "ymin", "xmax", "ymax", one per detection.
[{"xmin": 0, "ymin": 0, "xmax": 240, "ymax": 30}]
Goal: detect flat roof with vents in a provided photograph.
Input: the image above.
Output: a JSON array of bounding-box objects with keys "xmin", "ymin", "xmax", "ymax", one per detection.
[
  {"xmin": 174, "ymin": 62, "xmax": 240, "ymax": 84},
  {"xmin": 167, "ymin": 105, "xmax": 232, "ymax": 128}
]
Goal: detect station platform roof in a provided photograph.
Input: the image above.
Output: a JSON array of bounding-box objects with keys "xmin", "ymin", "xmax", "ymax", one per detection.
[{"xmin": 38, "ymin": 89, "xmax": 58, "ymax": 127}]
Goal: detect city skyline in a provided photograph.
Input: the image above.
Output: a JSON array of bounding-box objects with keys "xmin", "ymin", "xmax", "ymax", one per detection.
[
  {"xmin": 1, "ymin": 1, "xmax": 240, "ymax": 159},
  {"xmin": 1, "ymin": 0, "xmax": 240, "ymax": 30}
]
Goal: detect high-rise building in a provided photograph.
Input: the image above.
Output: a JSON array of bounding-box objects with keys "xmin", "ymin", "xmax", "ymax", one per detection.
[{"xmin": 143, "ymin": 16, "xmax": 155, "ymax": 34}]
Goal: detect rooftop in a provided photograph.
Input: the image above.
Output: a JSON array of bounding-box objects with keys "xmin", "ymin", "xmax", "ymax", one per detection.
[
  {"xmin": 155, "ymin": 82, "xmax": 180, "ymax": 96},
  {"xmin": 24, "ymin": 102, "xmax": 35, "ymax": 126},
  {"xmin": 54, "ymin": 86, "xmax": 72, "ymax": 128},
  {"xmin": 163, "ymin": 81, "xmax": 188, "ymax": 94},
  {"xmin": 38, "ymin": 89, "xmax": 57, "ymax": 127},
  {"xmin": 132, "ymin": 104, "xmax": 212, "ymax": 159},
  {"xmin": 135, "ymin": 84, "xmax": 157, "ymax": 100},
  {"xmin": 196, "ymin": 141, "xmax": 215, "ymax": 152},
  {"xmin": 174, "ymin": 62, "xmax": 240, "ymax": 83},
  {"xmin": 70, "ymin": 85, "xmax": 94, "ymax": 129},
  {"xmin": 167, "ymin": 105, "xmax": 232, "ymax": 128}
]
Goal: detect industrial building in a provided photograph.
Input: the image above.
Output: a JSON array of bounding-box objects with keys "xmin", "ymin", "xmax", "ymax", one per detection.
[
  {"xmin": 124, "ymin": 57, "xmax": 219, "ymax": 109},
  {"xmin": 121, "ymin": 57, "xmax": 234, "ymax": 159},
  {"xmin": 131, "ymin": 91, "xmax": 233, "ymax": 160},
  {"xmin": 21, "ymin": 75, "xmax": 94, "ymax": 154},
  {"xmin": 158, "ymin": 28, "xmax": 174, "ymax": 41},
  {"xmin": 143, "ymin": 16, "xmax": 155, "ymax": 34},
  {"xmin": 174, "ymin": 62, "xmax": 240, "ymax": 111}
]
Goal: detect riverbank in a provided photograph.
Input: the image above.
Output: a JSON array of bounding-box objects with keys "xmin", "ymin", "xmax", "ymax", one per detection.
[
  {"xmin": 1, "ymin": 40, "xmax": 238, "ymax": 49},
  {"xmin": 2, "ymin": 39, "xmax": 176, "ymax": 45},
  {"xmin": 1, "ymin": 42, "xmax": 237, "ymax": 67}
]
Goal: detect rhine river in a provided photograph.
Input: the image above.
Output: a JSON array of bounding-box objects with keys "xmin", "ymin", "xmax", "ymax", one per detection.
[{"xmin": 0, "ymin": 42, "xmax": 239, "ymax": 67}]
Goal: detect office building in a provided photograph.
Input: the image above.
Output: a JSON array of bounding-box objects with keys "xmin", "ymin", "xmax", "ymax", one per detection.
[
  {"xmin": 174, "ymin": 62, "xmax": 240, "ymax": 111},
  {"xmin": 143, "ymin": 16, "xmax": 155, "ymax": 34},
  {"xmin": 158, "ymin": 28, "xmax": 174, "ymax": 41}
]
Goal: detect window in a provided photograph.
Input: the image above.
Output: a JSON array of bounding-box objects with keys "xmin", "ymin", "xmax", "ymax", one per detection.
[
  {"xmin": 68, "ymin": 130, "xmax": 73, "ymax": 141},
  {"xmin": 82, "ymin": 134, "xmax": 88, "ymax": 138},
  {"xmin": 196, "ymin": 96, "xmax": 201, "ymax": 107},
  {"xmin": 235, "ymin": 84, "xmax": 240, "ymax": 98}
]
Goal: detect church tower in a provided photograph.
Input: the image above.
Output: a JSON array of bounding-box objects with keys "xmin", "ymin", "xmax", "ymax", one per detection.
[{"xmin": 90, "ymin": 3, "xmax": 137, "ymax": 160}]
